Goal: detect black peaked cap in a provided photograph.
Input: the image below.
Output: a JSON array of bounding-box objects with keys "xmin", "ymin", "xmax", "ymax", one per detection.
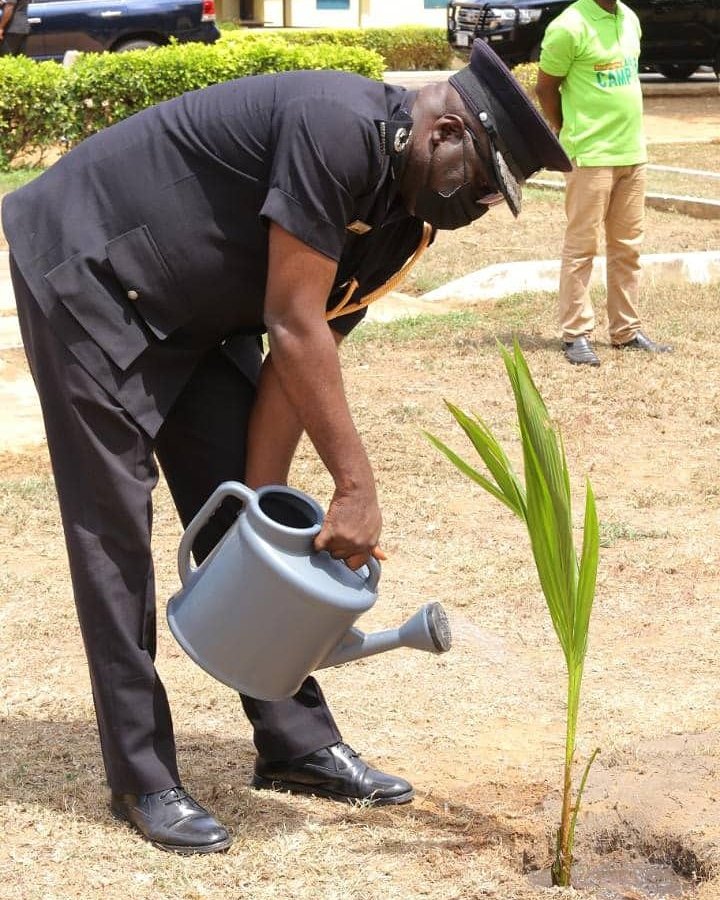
[{"xmin": 449, "ymin": 39, "xmax": 571, "ymax": 181}]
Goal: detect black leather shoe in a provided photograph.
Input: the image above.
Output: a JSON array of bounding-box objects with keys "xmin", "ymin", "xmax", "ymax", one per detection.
[
  {"xmin": 613, "ymin": 330, "xmax": 673, "ymax": 353},
  {"xmin": 563, "ymin": 336, "xmax": 600, "ymax": 366},
  {"xmin": 111, "ymin": 786, "xmax": 232, "ymax": 854},
  {"xmin": 253, "ymin": 742, "xmax": 414, "ymax": 805}
]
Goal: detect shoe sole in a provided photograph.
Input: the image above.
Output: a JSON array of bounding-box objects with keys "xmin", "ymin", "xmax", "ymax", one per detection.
[
  {"xmin": 111, "ymin": 808, "xmax": 233, "ymax": 855},
  {"xmin": 251, "ymin": 774, "xmax": 414, "ymax": 806},
  {"xmin": 612, "ymin": 345, "xmax": 672, "ymax": 353},
  {"xmin": 565, "ymin": 357, "xmax": 600, "ymax": 366}
]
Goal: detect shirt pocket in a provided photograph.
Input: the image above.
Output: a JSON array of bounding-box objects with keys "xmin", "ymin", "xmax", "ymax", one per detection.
[
  {"xmin": 105, "ymin": 224, "xmax": 191, "ymax": 340},
  {"xmin": 44, "ymin": 252, "xmax": 152, "ymax": 372}
]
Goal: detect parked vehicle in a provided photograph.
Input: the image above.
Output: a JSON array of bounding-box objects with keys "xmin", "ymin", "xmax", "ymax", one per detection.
[
  {"xmin": 25, "ymin": 0, "xmax": 220, "ymax": 62},
  {"xmin": 446, "ymin": 0, "xmax": 720, "ymax": 79}
]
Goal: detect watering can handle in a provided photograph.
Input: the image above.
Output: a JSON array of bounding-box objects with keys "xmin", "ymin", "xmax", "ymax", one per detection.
[
  {"xmin": 177, "ymin": 481, "xmax": 256, "ymax": 585},
  {"xmin": 364, "ymin": 556, "xmax": 382, "ymax": 593}
]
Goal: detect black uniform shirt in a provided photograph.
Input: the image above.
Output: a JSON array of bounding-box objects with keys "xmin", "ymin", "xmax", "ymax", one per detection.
[
  {"xmin": 153, "ymin": 69, "xmax": 422, "ymax": 337},
  {"xmin": 2, "ymin": 70, "xmax": 426, "ymax": 432}
]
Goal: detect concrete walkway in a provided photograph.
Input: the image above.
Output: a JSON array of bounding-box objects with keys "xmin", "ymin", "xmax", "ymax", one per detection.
[{"xmin": 416, "ymin": 250, "xmax": 720, "ymax": 306}]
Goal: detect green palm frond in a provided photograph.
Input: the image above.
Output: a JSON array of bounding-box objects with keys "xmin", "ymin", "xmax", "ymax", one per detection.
[{"xmin": 426, "ymin": 337, "xmax": 599, "ymax": 888}]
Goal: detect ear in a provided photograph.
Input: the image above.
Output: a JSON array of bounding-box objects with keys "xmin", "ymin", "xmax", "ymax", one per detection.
[{"xmin": 430, "ymin": 113, "xmax": 466, "ymax": 148}]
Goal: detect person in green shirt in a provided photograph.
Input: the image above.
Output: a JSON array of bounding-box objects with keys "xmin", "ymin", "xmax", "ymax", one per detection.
[{"xmin": 536, "ymin": 0, "xmax": 672, "ymax": 366}]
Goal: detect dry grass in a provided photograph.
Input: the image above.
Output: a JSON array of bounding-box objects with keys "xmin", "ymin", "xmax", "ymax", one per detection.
[
  {"xmin": 3, "ymin": 272, "xmax": 720, "ymax": 898},
  {"xmin": 404, "ymin": 185, "xmax": 720, "ymax": 296},
  {"xmin": 2, "ymin": 100, "xmax": 720, "ymax": 900}
]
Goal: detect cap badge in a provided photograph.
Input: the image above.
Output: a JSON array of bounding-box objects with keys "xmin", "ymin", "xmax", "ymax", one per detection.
[{"xmin": 393, "ymin": 127, "xmax": 411, "ymax": 153}]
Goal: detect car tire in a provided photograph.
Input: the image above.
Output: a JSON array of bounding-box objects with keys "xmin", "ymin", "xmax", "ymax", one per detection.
[
  {"xmin": 656, "ymin": 63, "xmax": 697, "ymax": 80},
  {"xmin": 113, "ymin": 38, "xmax": 160, "ymax": 52}
]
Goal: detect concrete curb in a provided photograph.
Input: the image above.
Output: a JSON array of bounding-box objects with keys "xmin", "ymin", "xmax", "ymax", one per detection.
[
  {"xmin": 530, "ymin": 178, "xmax": 720, "ymax": 220},
  {"xmin": 417, "ymin": 250, "xmax": 720, "ymax": 306}
]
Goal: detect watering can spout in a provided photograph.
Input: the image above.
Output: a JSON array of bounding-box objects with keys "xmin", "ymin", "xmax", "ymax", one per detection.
[{"xmin": 318, "ymin": 602, "xmax": 453, "ymax": 670}]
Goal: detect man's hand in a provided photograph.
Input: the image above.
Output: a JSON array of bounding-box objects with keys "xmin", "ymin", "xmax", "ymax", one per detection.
[{"xmin": 314, "ymin": 482, "xmax": 386, "ymax": 570}]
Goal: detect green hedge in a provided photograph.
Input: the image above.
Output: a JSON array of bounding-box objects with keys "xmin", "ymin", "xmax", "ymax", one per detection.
[
  {"xmin": 220, "ymin": 26, "xmax": 454, "ymax": 71},
  {"xmin": 0, "ymin": 38, "xmax": 384, "ymax": 169},
  {"xmin": 510, "ymin": 62, "xmax": 541, "ymax": 107},
  {"xmin": 0, "ymin": 55, "xmax": 66, "ymax": 170},
  {"xmin": 63, "ymin": 38, "xmax": 384, "ymax": 143}
]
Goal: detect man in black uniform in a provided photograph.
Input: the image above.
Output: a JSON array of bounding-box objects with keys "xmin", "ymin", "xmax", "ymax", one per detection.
[{"xmin": 2, "ymin": 41, "xmax": 570, "ymax": 855}]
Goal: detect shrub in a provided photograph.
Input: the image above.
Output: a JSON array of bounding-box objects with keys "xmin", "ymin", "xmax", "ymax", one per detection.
[
  {"xmin": 62, "ymin": 38, "xmax": 384, "ymax": 143},
  {"xmin": 0, "ymin": 38, "xmax": 384, "ymax": 166},
  {"xmin": 511, "ymin": 62, "xmax": 541, "ymax": 108},
  {"xmin": 0, "ymin": 56, "xmax": 66, "ymax": 169},
  {"xmin": 221, "ymin": 25, "xmax": 454, "ymax": 71}
]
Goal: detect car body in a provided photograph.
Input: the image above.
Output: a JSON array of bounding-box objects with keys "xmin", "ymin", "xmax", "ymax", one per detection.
[
  {"xmin": 25, "ymin": 0, "xmax": 220, "ymax": 62},
  {"xmin": 446, "ymin": 0, "xmax": 720, "ymax": 78}
]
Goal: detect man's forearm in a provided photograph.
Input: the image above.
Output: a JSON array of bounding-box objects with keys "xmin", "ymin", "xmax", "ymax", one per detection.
[
  {"xmin": 261, "ymin": 222, "xmax": 381, "ymax": 565},
  {"xmin": 264, "ymin": 318, "xmax": 374, "ymax": 496},
  {"xmin": 535, "ymin": 72, "xmax": 564, "ymax": 135},
  {"xmin": 244, "ymin": 355, "xmax": 303, "ymax": 489},
  {"xmin": 245, "ymin": 331, "xmax": 346, "ymax": 489},
  {"xmin": 0, "ymin": 3, "xmax": 16, "ymax": 31}
]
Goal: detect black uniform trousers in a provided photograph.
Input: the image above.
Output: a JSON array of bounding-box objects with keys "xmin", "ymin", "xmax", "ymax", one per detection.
[{"xmin": 12, "ymin": 257, "xmax": 341, "ymax": 794}]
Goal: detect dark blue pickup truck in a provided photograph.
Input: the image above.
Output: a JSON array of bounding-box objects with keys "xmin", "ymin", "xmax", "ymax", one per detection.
[{"xmin": 25, "ymin": 0, "xmax": 220, "ymax": 61}]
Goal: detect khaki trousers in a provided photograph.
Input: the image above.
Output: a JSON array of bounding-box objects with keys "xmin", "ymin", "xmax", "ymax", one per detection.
[{"xmin": 558, "ymin": 163, "xmax": 646, "ymax": 344}]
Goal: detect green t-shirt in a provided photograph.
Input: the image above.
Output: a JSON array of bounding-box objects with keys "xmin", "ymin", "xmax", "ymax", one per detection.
[{"xmin": 539, "ymin": 0, "xmax": 647, "ymax": 166}]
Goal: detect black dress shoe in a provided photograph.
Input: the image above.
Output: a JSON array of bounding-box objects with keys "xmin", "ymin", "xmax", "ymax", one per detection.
[
  {"xmin": 253, "ymin": 742, "xmax": 414, "ymax": 805},
  {"xmin": 613, "ymin": 330, "xmax": 673, "ymax": 353},
  {"xmin": 111, "ymin": 786, "xmax": 232, "ymax": 854},
  {"xmin": 563, "ymin": 336, "xmax": 600, "ymax": 366}
]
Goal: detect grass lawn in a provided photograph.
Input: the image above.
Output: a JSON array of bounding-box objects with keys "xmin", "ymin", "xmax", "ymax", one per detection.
[
  {"xmin": 1, "ymin": 107, "xmax": 720, "ymax": 899},
  {"xmin": 404, "ymin": 180, "xmax": 720, "ymax": 296},
  {"xmin": 535, "ymin": 142, "xmax": 720, "ymax": 201},
  {"xmin": 3, "ymin": 271, "xmax": 720, "ymax": 899}
]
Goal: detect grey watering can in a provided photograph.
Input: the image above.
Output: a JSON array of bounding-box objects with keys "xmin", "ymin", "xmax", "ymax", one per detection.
[{"xmin": 166, "ymin": 481, "xmax": 452, "ymax": 700}]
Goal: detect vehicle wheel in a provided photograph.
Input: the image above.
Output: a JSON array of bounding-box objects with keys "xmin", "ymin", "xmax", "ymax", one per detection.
[
  {"xmin": 113, "ymin": 39, "xmax": 159, "ymax": 53},
  {"xmin": 656, "ymin": 63, "xmax": 697, "ymax": 80}
]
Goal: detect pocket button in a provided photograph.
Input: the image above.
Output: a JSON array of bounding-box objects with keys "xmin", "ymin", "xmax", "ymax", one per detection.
[{"xmin": 127, "ymin": 289, "xmax": 139, "ymax": 301}]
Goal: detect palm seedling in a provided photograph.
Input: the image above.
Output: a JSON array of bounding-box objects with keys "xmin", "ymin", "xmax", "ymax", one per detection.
[{"xmin": 426, "ymin": 339, "xmax": 600, "ymax": 887}]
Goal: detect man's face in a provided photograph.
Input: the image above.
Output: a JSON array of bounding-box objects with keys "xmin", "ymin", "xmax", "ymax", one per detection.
[{"xmin": 399, "ymin": 114, "xmax": 505, "ymax": 230}]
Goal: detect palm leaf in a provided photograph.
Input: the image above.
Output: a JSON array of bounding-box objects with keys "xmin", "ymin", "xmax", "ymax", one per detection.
[
  {"xmin": 443, "ymin": 401, "xmax": 527, "ymax": 519},
  {"xmin": 428, "ymin": 338, "xmax": 600, "ymax": 888},
  {"xmin": 574, "ymin": 479, "xmax": 599, "ymax": 659},
  {"xmin": 424, "ymin": 432, "xmax": 518, "ymax": 514}
]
